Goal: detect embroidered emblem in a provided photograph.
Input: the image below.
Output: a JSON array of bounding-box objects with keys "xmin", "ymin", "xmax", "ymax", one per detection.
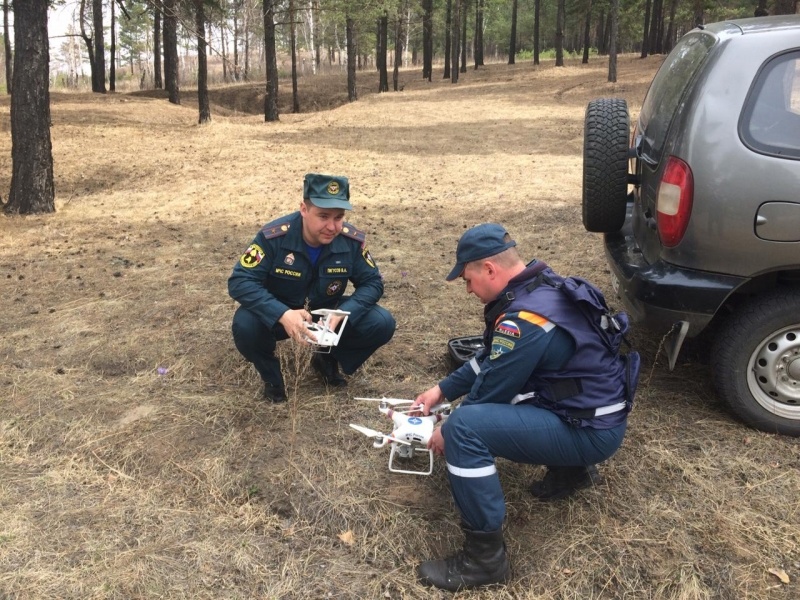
[
  {"xmin": 495, "ymin": 320, "xmax": 521, "ymax": 338},
  {"xmin": 490, "ymin": 336, "xmax": 515, "ymax": 360},
  {"xmin": 327, "ymin": 181, "xmax": 340, "ymax": 195},
  {"xmin": 325, "ymin": 266, "xmax": 349, "ymax": 275},
  {"xmin": 362, "ymin": 247, "xmax": 375, "ymax": 268},
  {"xmin": 327, "ymin": 280, "xmax": 343, "ymax": 295},
  {"xmin": 284, "ymin": 253, "xmax": 295, "ymax": 266},
  {"xmin": 274, "ymin": 267, "xmax": 302, "ymax": 278},
  {"xmin": 240, "ymin": 244, "xmax": 265, "ymax": 268}
]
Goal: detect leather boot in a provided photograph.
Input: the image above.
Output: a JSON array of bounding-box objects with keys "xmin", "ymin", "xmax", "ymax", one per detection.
[
  {"xmin": 311, "ymin": 353, "xmax": 347, "ymax": 387},
  {"xmin": 418, "ymin": 528, "xmax": 510, "ymax": 591},
  {"xmin": 529, "ymin": 465, "xmax": 602, "ymax": 501}
]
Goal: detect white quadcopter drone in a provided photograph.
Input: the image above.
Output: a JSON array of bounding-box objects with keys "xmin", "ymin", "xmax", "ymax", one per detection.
[
  {"xmin": 350, "ymin": 397, "xmax": 452, "ymax": 475},
  {"xmin": 304, "ymin": 309, "xmax": 350, "ymax": 352}
]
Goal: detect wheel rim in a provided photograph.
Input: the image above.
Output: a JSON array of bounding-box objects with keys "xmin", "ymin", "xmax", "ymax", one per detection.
[{"xmin": 747, "ymin": 324, "xmax": 800, "ymax": 419}]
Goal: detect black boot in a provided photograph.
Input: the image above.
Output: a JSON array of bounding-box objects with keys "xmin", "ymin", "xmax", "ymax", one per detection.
[
  {"xmin": 311, "ymin": 353, "xmax": 347, "ymax": 387},
  {"xmin": 418, "ymin": 528, "xmax": 510, "ymax": 591},
  {"xmin": 529, "ymin": 465, "xmax": 602, "ymax": 501},
  {"xmin": 262, "ymin": 382, "xmax": 287, "ymax": 403}
]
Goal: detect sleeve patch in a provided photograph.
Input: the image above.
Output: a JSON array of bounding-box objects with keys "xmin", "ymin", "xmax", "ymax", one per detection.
[
  {"xmin": 361, "ymin": 246, "xmax": 376, "ymax": 268},
  {"xmin": 240, "ymin": 244, "xmax": 265, "ymax": 268},
  {"xmin": 517, "ymin": 310, "xmax": 555, "ymax": 332},
  {"xmin": 495, "ymin": 320, "xmax": 520, "ymax": 338},
  {"xmin": 489, "ymin": 336, "xmax": 516, "ymax": 359}
]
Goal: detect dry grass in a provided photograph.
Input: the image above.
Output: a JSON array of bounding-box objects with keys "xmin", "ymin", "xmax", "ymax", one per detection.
[{"xmin": 1, "ymin": 56, "xmax": 799, "ymax": 599}]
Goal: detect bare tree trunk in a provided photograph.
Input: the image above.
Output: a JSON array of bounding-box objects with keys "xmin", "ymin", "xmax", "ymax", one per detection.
[
  {"xmin": 608, "ymin": 0, "xmax": 618, "ymax": 82},
  {"xmin": 443, "ymin": 0, "xmax": 451, "ymax": 79},
  {"xmin": 164, "ymin": 0, "xmax": 180, "ymax": 104},
  {"xmin": 460, "ymin": 0, "xmax": 467, "ymax": 73},
  {"xmin": 555, "ymin": 0, "xmax": 565, "ymax": 67},
  {"xmin": 289, "ymin": 0, "xmax": 299, "ymax": 112},
  {"xmin": 640, "ymin": 0, "xmax": 651, "ymax": 58},
  {"xmin": 7, "ymin": 0, "xmax": 54, "ymax": 215},
  {"xmin": 533, "ymin": 0, "xmax": 540, "ymax": 65},
  {"xmin": 474, "ymin": 0, "xmax": 484, "ymax": 68},
  {"xmin": 393, "ymin": 7, "xmax": 404, "ymax": 91},
  {"xmin": 422, "ymin": 0, "xmax": 432, "ymax": 80},
  {"xmin": 582, "ymin": 0, "xmax": 592, "ymax": 64},
  {"xmin": 110, "ymin": 0, "xmax": 116, "ymax": 92},
  {"xmin": 378, "ymin": 13, "xmax": 388, "ymax": 92},
  {"xmin": 93, "ymin": 0, "xmax": 106, "ymax": 92},
  {"xmin": 154, "ymin": 8, "xmax": 162, "ymax": 89},
  {"xmin": 450, "ymin": 0, "xmax": 459, "ymax": 82},
  {"xmin": 3, "ymin": 0, "xmax": 12, "ymax": 94},
  {"xmin": 233, "ymin": 2, "xmax": 240, "ymax": 80},
  {"xmin": 263, "ymin": 0, "xmax": 279, "ymax": 121},
  {"xmin": 508, "ymin": 0, "xmax": 517, "ymax": 65},
  {"xmin": 346, "ymin": 16, "xmax": 357, "ymax": 101},
  {"xmin": 195, "ymin": 0, "xmax": 211, "ymax": 123}
]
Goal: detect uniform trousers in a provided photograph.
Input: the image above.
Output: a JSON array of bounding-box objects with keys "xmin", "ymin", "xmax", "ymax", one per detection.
[
  {"xmin": 231, "ymin": 302, "xmax": 395, "ymax": 387},
  {"xmin": 442, "ymin": 402, "xmax": 627, "ymax": 531}
]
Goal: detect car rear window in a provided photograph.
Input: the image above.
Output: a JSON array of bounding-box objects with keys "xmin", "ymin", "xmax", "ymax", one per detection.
[
  {"xmin": 740, "ymin": 51, "xmax": 800, "ymax": 160},
  {"xmin": 638, "ymin": 32, "xmax": 716, "ymax": 164}
]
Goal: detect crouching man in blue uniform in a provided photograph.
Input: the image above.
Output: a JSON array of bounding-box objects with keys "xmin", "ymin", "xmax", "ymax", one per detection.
[
  {"xmin": 412, "ymin": 223, "xmax": 636, "ymax": 591},
  {"xmin": 228, "ymin": 173, "xmax": 396, "ymax": 402}
]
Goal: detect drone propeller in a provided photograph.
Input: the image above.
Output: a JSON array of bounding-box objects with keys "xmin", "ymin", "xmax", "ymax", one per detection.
[{"xmin": 349, "ymin": 423, "xmax": 412, "ymax": 445}]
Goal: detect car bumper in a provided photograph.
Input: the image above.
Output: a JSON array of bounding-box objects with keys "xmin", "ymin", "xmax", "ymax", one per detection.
[{"xmin": 603, "ymin": 224, "xmax": 746, "ymax": 337}]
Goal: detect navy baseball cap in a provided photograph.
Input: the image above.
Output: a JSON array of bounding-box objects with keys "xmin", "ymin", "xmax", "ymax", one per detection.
[
  {"xmin": 446, "ymin": 223, "xmax": 517, "ymax": 281},
  {"xmin": 303, "ymin": 173, "xmax": 353, "ymax": 210}
]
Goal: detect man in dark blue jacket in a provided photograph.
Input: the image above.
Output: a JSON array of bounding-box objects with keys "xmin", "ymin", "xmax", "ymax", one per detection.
[
  {"xmin": 413, "ymin": 223, "xmax": 634, "ymax": 591},
  {"xmin": 228, "ymin": 173, "xmax": 395, "ymax": 402}
]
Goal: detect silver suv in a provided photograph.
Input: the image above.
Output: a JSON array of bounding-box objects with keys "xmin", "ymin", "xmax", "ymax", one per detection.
[{"xmin": 582, "ymin": 16, "xmax": 800, "ymax": 436}]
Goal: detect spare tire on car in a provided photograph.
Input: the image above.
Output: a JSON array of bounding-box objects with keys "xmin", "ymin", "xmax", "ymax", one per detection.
[{"xmin": 582, "ymin": 98, "xmax": 630, "ymax": 233}]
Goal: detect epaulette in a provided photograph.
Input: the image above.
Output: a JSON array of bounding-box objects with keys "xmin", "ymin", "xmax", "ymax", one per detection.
[
  {"xmin": 260, "ymin": 220, "xmax": 291, "ymax": 240},
  {"xmin": 340, "ymin": 222, "xmax": 366, "ymax": 244}
]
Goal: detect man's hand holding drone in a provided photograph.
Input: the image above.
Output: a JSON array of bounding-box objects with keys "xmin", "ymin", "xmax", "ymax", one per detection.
[
  {"xmin": 279, "ymin": 308, "xmax": 315, "ymax": 344},
  {"xmin": 411, "ymin": 384, "xmax": 448, "ymax": 456}
]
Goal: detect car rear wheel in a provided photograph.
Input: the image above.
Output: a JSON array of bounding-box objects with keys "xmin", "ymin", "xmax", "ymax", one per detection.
[
  {"xmin": 711, "ymin": 289, "xmax": 800, "ymax": 436},
  {"xmin": 582, "ymin": 98, "xmax": 630, "ymax": 233}
]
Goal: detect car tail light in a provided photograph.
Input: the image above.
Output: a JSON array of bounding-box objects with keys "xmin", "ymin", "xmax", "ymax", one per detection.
[{"xmin": 656, "ymin": 156, "xmax": 693, "ymax": 247}]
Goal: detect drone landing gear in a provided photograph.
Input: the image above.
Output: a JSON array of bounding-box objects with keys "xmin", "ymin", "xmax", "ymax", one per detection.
[{"xmin": 389, "ymin": 444, "xmax": 434, "ymax": 476}]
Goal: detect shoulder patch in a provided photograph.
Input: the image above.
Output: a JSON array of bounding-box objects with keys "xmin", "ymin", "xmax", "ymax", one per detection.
[
  {"xmin": 517, "ymin": 310, "xmax": 555, "ymax": 332},
  {"xmin": 261, "ymin": 221, "xmax": 291, "ymax": 240},
  {"xmin": 340, "ymin": 222, "xmax": 366, "ymax": 245}
]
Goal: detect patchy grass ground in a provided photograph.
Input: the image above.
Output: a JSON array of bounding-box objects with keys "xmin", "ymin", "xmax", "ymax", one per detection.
[{"xmin": 1, "ymin": 55, "xmax": 799, "ymax": 599}]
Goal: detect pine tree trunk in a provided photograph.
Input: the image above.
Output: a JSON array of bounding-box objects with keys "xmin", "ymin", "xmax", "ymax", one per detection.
[
  {"xmin": 164, "ymin": 0, "xmax": 180, "ymax": 104},
  {"xmin": 93, "ymin": 0, "xmax": 106, "ymax": 92},
  {"xmin": 555, "ymin": 0, "xmax": 565, "ymax": 67},
  {"xmin": 110, "ymin": 0, "xmax": 116, "ymax": 92},
  {"xmin": 608, "ymin": 0, "xmax": 618, "ymax": 82},
  {"xmin": 422, "ymin": 0, "xmax": 432, "ymax": 80},
  {"xmin": 289, "ymin": 0, "xmax": 299, "ymax": 112},
  {"xmin": 460, "ymin": 0, "xmax": 467, "ymax": 73},
  {"xmin": 582, "ymin": 0, "xmax": 592, "ymax": 64},
  {"xmin": 195, "ymin": 0, "xmax": 210, "ymax": 123},
  {"xmin": 263, "ymin": 0, "xmax": 279, "ymax": 121},
  {"xmin": 443, "ymin": 0, "xmax": 451, "ymax": 79},
  {"xmin": 533, "ymin": 0, "xmax": 540, "ymax": 65},
  {"xmin": 450, "ymin": 0, "xmax": 459, "ymax": 82},
  {"xmin": 7, "ymin": 0, "xmax": 54, "ymax": 215},
  {"xmin": 154, "ymin": 9, "xmax": 162, "ymax": 89},
  {"xmin": 4, "ymin": 0, "xmax": 12, "ymax": 94},
  {"xmin": 508, "ymin": 0, "xmax": 517, "ymax": 65},
  {"xmin": 346, "ymin": 16, "xmax": 357, "ymax": 101}
]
